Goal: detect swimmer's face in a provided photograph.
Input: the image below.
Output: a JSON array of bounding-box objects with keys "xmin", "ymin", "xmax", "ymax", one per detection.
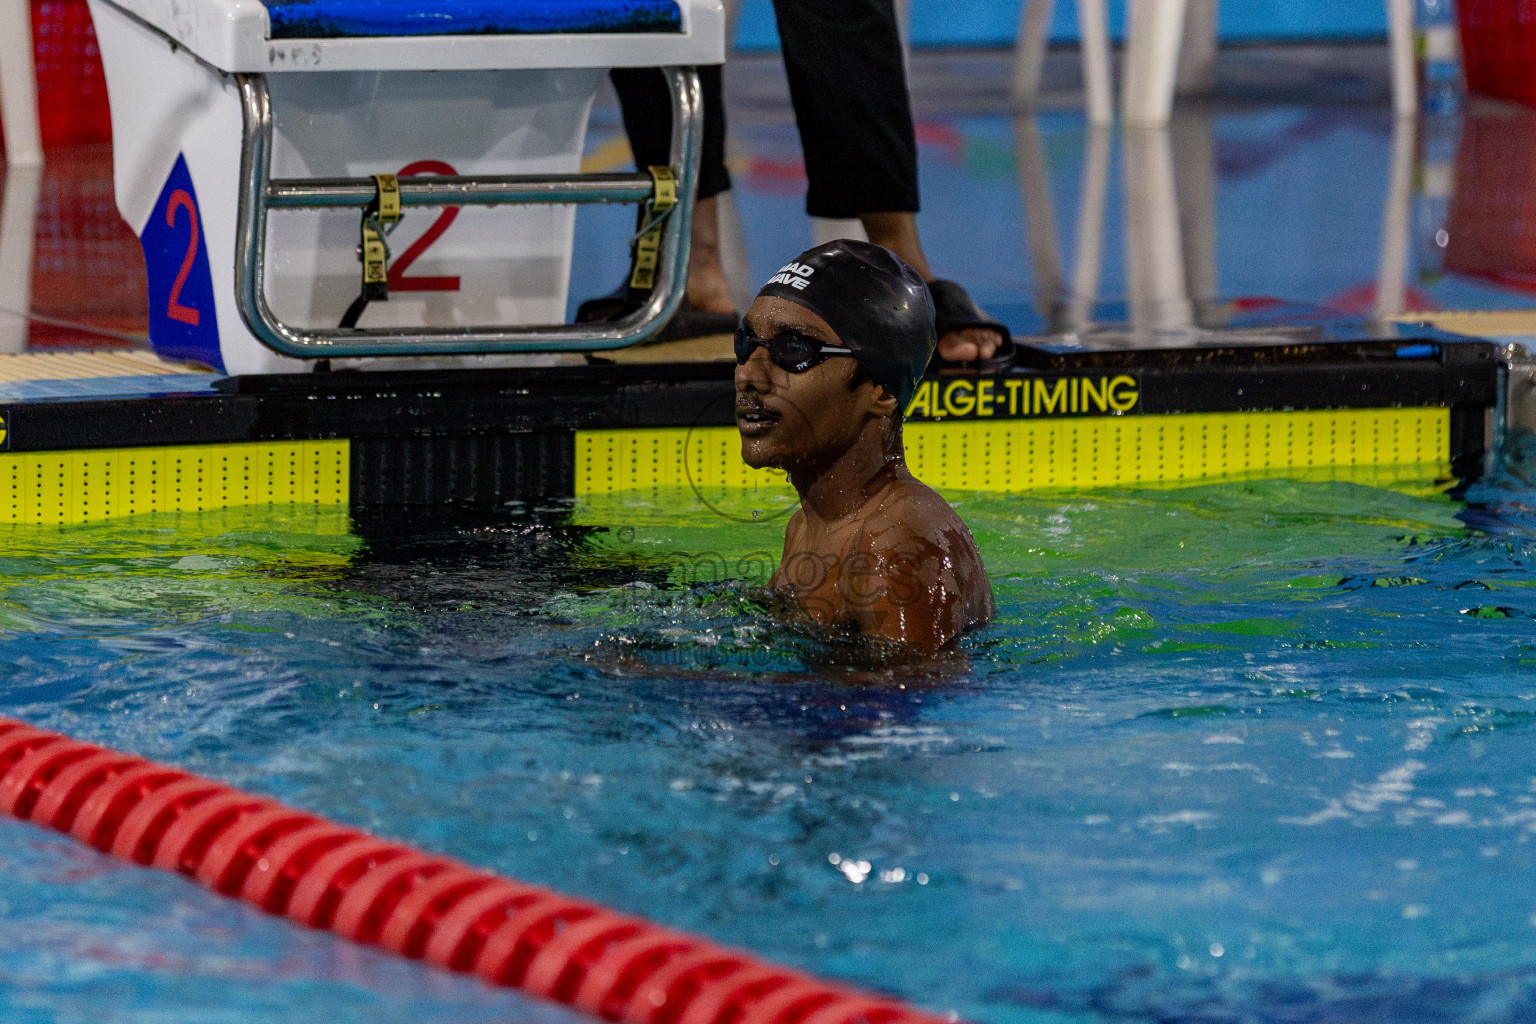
[{"xmin": 734, "ymin": 296, "xmax": 893, "ymax": 471}]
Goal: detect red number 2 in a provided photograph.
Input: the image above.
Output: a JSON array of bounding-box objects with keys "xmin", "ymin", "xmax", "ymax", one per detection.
[
  {"xmin": 165, "ymin": 189, "xmax": 201, "ymax": 326},
  {"xmin": 388, "ymin": 160, "xmax": 461, "ymax": 292}
]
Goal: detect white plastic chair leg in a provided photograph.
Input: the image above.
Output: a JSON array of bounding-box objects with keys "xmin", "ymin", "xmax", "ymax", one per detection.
[
  {"xmin": 1078, "ymin": 0, "xmax": 1113, "ymax": 125},
  {"xmin": 1170, "ymin": 109, "xmax": 1218, "ymax": 323},
  {"xmin": 1175, "ymin": 0, "xmax": 1217, "ymax": 96},
  {"xmin": 1014, "ymin": 115, "xmax": 1066, "ymax": 327},
  {"xmin": 1012, "ymin": 0, "xmax": 1113, "ymax": 125},
  {"xmin": 1123, "ymin": 127, "xmax": 1192, "ymax": 337},
  {"xmin": 1374, "ymin": 117, "xmax": 1416, "ymax": 322},
  {"xmin": 1122, "ymin": 0, "xmax": 1190, "ymax": 129},
  {"xmin": 0, "ymin": 0, "xmax": 44, "ymax": 168},
  {"xmin": 1069, "ymin": 123, "xmax": 1111, "ymax": 330},
  {"xmin": 1010, "ymin": 0, "xmax": 1054, "ymax": 108},
  {"xmin": 1387, "ymin": 0, "xmax": 1418, "ymax": 118},
  {"xmin": 0, "ymin": 167, "xmax": 42, "ymax": 352}
]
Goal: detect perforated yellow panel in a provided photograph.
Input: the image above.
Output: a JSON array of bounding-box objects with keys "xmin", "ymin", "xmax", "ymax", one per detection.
[
  {"xmin": 574, "ymin": 407, "xmax": 1450, "ymax": 497},
  {"xmin": 576, "ymin": 427, "xmax": 789, "ymax": 497},
  {"xmin": 903, "ymin": 407, "xmax": 1450, "ymax": 490},
  {"xmin": 0, "ymin": 441, "xmax": 349, "ymax": 525}
]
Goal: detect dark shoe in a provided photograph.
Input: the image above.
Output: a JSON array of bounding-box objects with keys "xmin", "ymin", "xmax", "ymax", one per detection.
[
  {"xmin": 576, "ymin": 284, "xmax": 738, "ymax": 342},
  {"xmin": 652, "ymin": 306, "xmax": 738, "ymax": 341},
  {"xmin": 575, "ymin": 284, "xmax": 632, "ymax": 324},
  {"xmin": 927, "ymin": 278, "xmax": 1016, "ymax": 373}
]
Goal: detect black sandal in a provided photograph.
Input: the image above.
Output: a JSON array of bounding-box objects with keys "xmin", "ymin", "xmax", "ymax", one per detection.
[{"xmin": 927, "ymin": 278, "xmax": 1016, "ymax": 373}]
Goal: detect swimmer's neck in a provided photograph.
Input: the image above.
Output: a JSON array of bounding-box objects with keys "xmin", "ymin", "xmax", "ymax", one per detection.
[{"xmin": 788, "ymin": 420, "xmax": 908, "ymax": 526}]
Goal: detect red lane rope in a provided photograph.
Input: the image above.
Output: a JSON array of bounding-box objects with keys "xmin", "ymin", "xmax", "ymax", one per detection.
[{"xmin": 0, "ymin": 718, "xmax": 948, "ymax": 1024}]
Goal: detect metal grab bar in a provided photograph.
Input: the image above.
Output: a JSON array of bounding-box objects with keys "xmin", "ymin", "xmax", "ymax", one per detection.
[
  {"xmin": 265, "ymin": 173, "xmax": 658, "ymax": 209},
  {"xmin": 233, "ymin": 68, "xmax": 701, "ymax": 359}
]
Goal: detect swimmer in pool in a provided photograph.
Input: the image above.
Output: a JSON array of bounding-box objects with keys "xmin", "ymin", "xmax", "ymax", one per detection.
[{"xmin": 734, "ymin": 239, "xmax": 995, "ymax": 657}]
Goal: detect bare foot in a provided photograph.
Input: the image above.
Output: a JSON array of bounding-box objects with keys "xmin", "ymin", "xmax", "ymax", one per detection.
[
  {"xmin": 686, "ymin": 260, "xmax": 735, "ymax": 314},
  {"xmin": 936, "ymin": 326, "xmax": 1002, "ymax": 363}
]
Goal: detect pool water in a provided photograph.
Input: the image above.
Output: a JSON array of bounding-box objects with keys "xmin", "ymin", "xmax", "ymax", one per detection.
[{"xmin": 3, "ymin": 445, "xmax": 1536, "ymax": 1023}]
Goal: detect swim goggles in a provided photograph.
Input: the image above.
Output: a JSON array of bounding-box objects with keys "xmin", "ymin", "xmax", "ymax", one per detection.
[{"xmin": 734, "ymin": 323, "xmax": 855, "ymax": 373}]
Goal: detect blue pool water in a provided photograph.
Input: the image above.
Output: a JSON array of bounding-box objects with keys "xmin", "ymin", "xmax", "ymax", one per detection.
[{"xmin": 2, "ymin": 443, "xmax": 1536, "ymax": 1022}]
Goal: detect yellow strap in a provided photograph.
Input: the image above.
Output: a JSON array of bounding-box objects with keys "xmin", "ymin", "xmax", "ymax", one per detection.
[
  {"xmin": 361, "ymin": 221, "xmax": 388, "ymax": 286},
  {"xmin": 629, "ymin": 166, "xmax": 678, "ymax": 292},
  {"xmin": 647, "ymin": 165, "xmax": 677, "ymax": 213},
  {"xmin": 356, "ymin": 174, "xmax": 399, "ymax": 298},
  {"xmin": 373, "ymin": 173, "xmax": 401, "ymax": 224},
  {"xmin": 630, "ymin": 233, "xmax": 662, "ymax": 291}
]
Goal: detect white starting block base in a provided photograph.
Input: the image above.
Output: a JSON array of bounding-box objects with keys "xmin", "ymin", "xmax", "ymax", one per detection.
[
  {"xmin": 87, "ymin": 0, "xmax": 722, "ymax": 374},
  {"xmin": 262, "ymin": 70, "xmax": 599, "ymax": 338},
  {"xmin": 92, "ymin": 0, "xmax": 596, "ymax": 374}
]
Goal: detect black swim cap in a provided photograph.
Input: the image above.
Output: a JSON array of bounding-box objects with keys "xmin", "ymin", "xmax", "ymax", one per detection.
[{"xmin": 754, "ymin": 239, "xmax": 936, "ymax": 411}]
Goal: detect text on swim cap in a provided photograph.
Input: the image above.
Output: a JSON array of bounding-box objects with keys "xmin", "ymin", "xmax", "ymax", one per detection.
[{"xmin": 765, "ymin": 262, "xmax": 816, "ymax": 291}]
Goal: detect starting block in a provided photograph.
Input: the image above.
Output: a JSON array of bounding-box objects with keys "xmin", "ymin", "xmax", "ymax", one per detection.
[{"xmin": 86, "ymin": 0, "xmax": 724, "ymax": 373}]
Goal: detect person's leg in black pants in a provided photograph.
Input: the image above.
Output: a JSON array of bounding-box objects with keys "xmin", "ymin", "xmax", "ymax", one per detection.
[
  {"xmin": 770, "ymin": 0, "xmax": 918, "ymax": 220},
  {"xmin": 772, "ymin": 0, "xmax": 1002, "ymax": 362},
  {"xmin": 606, "ymin": 65, "xmax": 735, "ymax": 315}
]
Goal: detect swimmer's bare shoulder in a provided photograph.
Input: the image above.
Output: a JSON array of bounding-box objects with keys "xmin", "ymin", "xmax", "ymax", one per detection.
[{"xmin": 849, "ymin": 478, "xmax": 995, "ymax": 653}]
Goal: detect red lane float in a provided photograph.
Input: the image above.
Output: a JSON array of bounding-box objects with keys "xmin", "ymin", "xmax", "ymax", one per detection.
[{"xmin": 0, "ymin": 718, "xmax": 947, "ymax": 1024}]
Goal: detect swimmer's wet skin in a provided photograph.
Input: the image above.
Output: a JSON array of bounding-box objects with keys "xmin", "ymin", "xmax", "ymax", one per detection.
[{"xmin": 734, "ymin": 240, "xmax": 995, "ymax": 657}]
